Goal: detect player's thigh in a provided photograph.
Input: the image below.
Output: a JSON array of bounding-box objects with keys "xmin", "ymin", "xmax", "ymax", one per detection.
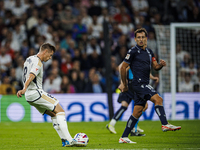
[
  {"xmin": 28, "ymin": 92, "xmax": 59, "ymax": 114},
  {"xmin": 133, "ymin": 84, "xmax": 157, "ymax": 101},
  {"xmin": 54, "ymin": 103, "xmax": 65, "ymax": 114}
]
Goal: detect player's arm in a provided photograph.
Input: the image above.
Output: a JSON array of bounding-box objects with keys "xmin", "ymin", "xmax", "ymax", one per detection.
[
  {"xmin": 150, "ymin": 73, "xmax": 159, "ymax": 83},
  {"xmin": 152, "ymin": 58, "xmax": 166, "ymax": 71},
  {"xmin": 118, "ymin": 63, "xmax": 130, "ymax": 90},
  {"xmin": 119, "ymin": 61, "xmax": 129, "ymax": 92},
  {"xmin": 17, "ymin": 73, "xmax": 35, "ymax": 98}
]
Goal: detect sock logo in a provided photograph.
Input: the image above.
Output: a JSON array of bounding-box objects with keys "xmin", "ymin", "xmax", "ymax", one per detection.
[
  {"xmin": 127, "ymin": 119, "xmax": 132, "ymax": 128},
  {"xmin": 156, "ymin": 108, "xmax": 161, "ymax": 116}
]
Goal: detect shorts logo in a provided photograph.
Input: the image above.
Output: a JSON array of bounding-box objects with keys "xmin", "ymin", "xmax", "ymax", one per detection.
[
  {"xmin": 125, "ymin": 54, "xmax": 130, "ymax": 59},
  {"xmin": 146, "ymin": 84, "xmax": 156, "ymax": 92},
  {"xmin": 36, "ymin": 68, "xmax": 38, "ymax": 71}
]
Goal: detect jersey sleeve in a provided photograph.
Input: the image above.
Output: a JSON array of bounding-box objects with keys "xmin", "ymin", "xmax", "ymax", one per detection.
[
  {"xmin": 123, "ymin": 48, "xmax": 135, "ymax": 64},
  {"xmin": 30, "ymin": 58, "xmax": 42, "ymax": 76},
  {"xmin": 149, "ymin": 49, "xmax": 156, "ymax": 62}
]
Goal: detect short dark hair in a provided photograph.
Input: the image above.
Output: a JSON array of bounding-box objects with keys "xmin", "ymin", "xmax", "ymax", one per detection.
[
  {"xmin": 40, "ymin": 43, "xmax": 56, "ymax": 53},
  {"xmin": 134, "ymin": 28, "xmax": 148, "ymax": 37}
]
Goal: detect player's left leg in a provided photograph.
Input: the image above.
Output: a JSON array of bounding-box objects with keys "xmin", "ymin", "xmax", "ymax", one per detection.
[{"xmin": 150, "ymin": 94, "xmax": 181, "ymax": 131}]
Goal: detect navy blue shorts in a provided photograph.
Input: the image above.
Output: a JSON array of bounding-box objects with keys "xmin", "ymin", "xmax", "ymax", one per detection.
[
  {"xmin": 129, "ymin": 83, "xmax": 157, "ymax": 107},
  {"xmin": 117, "ymin": 90, "xmax": 134, "ymax": 104}
]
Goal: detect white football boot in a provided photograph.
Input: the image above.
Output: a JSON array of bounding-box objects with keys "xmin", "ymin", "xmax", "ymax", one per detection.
[
  {"xmin": 119, "ymin": 137, "xmax": 136, "ymax": 144},
  {"xmin": 106, "ymin": 124, "xmax": 117, "ymax": 134},
  {"xmin": 162, "ymin": 123, "xmax": 181, "ymax": 132}
]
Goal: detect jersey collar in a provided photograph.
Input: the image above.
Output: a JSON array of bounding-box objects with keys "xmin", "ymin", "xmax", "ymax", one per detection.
[
  {"xmin": 36, "ymin": 55, "xmax": 42, "ymax": 63},
  {"xmin": 136, "ymin": 44, "xmax": 146, "ymax": 51}
]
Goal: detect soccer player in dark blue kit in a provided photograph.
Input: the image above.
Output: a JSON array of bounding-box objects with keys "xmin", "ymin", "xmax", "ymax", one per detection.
[
  {"xmin": 106, "ymin": 65, "xmax": 158, "ymax": 136},
  {"xmin": 118, "ymin": 28, "xmax": 181, "ymax": 143},
  {"xmin": 107, "ymin": 39, "xmax": 159, "ymax": 136}
]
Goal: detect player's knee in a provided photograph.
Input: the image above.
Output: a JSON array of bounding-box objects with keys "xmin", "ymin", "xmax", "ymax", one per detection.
[
  {"xmin": 151, "ymin": 94, "xmax": 163, "ymax": 105},
  {"xmin": 121, "ymin": 101, "xmax": 129, "ymax": 107},
  {"xmin": 157, "ymin": 97, "xmax": 163, "ymax": 104},
  {"xmin": 155, "ymin": 97, "xmax": 163, "ymax": 105},
  {"xmin": 133, "ymin": 105, "xmax": 143, "ymax": 118}
]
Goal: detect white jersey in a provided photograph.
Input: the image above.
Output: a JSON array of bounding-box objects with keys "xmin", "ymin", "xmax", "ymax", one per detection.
[{"xmin": 23, "ymin": 55, "xmax": 44, "ymax": 101}]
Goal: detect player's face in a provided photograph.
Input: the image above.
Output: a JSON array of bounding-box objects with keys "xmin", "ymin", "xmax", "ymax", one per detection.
[
  {"xmin": 135, "ymin": 32, "xmax": 147, "ymax": 47},
  {"xmin": 43, "ymin": 50, "xmax": 54, "ymax": 62}
]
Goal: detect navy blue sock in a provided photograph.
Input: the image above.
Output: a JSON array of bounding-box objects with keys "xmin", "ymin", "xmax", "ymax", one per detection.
[
  {"xmin": 134, "ymin": 119, "xmax": 139, "ymax": 132},
  {"xmin": 113, "ymin": 106, "xmax": 127, "ymax": 121},
  {"xmin": 155, "ymin": 105, "xmax": 168, "ymax": 125},
  {"xmin": 122, "ymin": 115, "xmax": 138, "ymax": 137}
]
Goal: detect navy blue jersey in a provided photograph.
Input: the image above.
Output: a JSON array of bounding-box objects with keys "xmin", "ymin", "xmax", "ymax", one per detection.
[{"xmin": 124, "ymin": 45, "xmax": 155, "ymax": 85}]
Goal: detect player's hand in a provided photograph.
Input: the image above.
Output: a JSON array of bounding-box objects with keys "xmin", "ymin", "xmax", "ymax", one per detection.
[
  {"xmin": 17, "ymin": 89, "xmax": 26, "ymax": 98},
  {"xmin": 118, "ymin": 84, "xmax": 128, "ymax": 92},
  {"xmin": 160, "ymin": 59, "xmax": 166, "ymax": 66},
  {"xmin": 153, "ymin": 77, "xmax": 159, "ymax": 83}
]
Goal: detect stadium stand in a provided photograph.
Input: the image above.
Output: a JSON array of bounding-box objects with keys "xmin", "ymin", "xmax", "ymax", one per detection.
[{"xmin": 0, "ymin": 0, "xmax": 199, "ymax": 94}]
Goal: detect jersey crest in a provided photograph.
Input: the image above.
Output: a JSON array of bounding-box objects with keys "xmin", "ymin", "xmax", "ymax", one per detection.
[{"xmin": 125, "ymin": 54, "xmax": 130, "ymax": 59}]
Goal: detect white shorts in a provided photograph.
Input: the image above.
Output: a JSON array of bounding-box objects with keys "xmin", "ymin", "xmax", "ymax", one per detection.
[{"xmin": 26, "ymin": 89, "xmax": 59, "ymax": 114}]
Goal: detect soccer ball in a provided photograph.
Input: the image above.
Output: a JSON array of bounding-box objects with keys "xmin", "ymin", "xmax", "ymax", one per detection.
[{"xmin": 74, "ymin": 132, "xmax": 89, "ymax": 146}]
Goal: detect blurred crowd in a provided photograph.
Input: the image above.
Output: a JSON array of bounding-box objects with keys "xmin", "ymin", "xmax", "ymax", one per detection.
[
  {"xmin": 0, "ymin": 0, "xmax": 200, "ymax": 95},
  {"xmin": 176, "ymin": 43, "xmax": 200, "ymax": 93}
]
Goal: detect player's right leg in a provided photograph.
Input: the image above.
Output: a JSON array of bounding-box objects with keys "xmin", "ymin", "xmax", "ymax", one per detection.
[
  {"xmin": 53, "ymin": 103, "xmax": 77, "ymax": 147},
  {"xmin": 150, "ymin": 94, "xmax": 181, "ymax": 131},
  {"xmin": 119, "ymin": 105, "xmax": 144, "ymax": 143},
  {"xmin": 28, "ymin": 91, "xmax": 76, "ymax": 147},
  {"xmin": 106, "ymin": 93, "xmax": 130, "ymax": 134},
  {"xmin": 45, "ymin": 110, "xmax": 68, "ymax": 146},
  {"xmin": 130, "ymin": 102, "xmax": 147, "ymax": 136}
]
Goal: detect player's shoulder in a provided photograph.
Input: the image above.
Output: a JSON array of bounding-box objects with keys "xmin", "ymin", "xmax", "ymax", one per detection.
[
  {"xmin": 26, "ymin": 55, "xmax": 36, "ymax": 61},
  {"xmin": 26, "ymin": 55, "xmax": 42, "ymax": 67},
  {"xmin": 127, "ymin": 46, "xmax": 138, "ymax": 53},
  {"xmin": 146, "ymin": 47, "xmax": 154, "ymax": 53}
]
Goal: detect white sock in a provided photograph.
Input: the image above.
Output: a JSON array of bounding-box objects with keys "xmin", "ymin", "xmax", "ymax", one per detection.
[
  {"xmin": 109, "ymin": 119, "xmax": 117, "ymax": 127},
  {"xmin": 51, "ymin": 117, "xmax": 65, "ymax": 140},
  {"xmin": 56, "ymin": 112, "xmax": 73, "ymax": 142}
]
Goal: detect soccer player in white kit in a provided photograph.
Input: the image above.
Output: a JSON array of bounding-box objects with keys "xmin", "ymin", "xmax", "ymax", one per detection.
[{"xmin": 17, "ymin": 43, "xmax": 77, "ymax": 147}]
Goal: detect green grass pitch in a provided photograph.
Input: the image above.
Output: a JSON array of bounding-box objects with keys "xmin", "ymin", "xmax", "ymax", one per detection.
[{"xmin": 0, "ymin": 120, "xmax": 200, "ymax": 150}]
